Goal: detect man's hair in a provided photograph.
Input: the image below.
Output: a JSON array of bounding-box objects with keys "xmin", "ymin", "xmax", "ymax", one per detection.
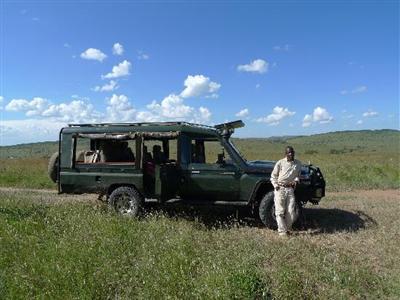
[{"xmin": 285, "ymin": 146, "xmax": 294, "ymax": 153}]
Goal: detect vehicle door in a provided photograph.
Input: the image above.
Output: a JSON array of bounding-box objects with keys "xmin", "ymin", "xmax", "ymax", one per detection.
[{"xmin": 180, "ymin": 139, "xmax": 241, "ymax": 201}]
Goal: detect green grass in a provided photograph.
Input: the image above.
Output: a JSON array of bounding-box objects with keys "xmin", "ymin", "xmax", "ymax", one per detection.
[{"xmin": 0, "ymin": 189, "xmax": 399, "ymax": 299}]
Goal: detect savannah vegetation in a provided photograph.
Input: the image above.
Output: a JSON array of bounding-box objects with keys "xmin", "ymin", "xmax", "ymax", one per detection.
[
  {"xmin": 0, "ymin": 189, "xmax": 399, "ymax": 298},
  {"xmin": 0, "ymin": 129, "xmax": 399, "ymax": 298}
]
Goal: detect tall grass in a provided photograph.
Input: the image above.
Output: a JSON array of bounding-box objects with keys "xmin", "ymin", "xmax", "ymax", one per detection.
[{"xmin": 1, "ymin": 190, "xmax": 398, "ymax": 299}]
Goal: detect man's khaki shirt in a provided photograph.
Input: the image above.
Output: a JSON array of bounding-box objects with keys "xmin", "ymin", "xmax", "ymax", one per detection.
[{"xmin": 270, "ymin": 158, "xmax": 302, "ymax": 188}]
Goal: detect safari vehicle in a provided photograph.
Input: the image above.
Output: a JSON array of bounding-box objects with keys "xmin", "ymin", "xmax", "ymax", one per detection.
[{"xmin": 48, "ymin": 120, "xmax": 325, "ymax": 228}]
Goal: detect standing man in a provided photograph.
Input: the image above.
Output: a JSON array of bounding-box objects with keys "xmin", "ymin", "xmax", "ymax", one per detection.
[{"xmin": 270, "ymin": 146, "xmax": 302, "ymax": 236}]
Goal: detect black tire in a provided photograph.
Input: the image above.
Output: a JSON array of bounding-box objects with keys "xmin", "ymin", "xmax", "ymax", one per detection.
[
  {"xmin": 108, "ymin": 186, "xmax": 143, "ymax": 217},
  {"xmin": 48, "ymin": 152, "xmax": 59, "ymax": 183},
  {"xmin": 258, "ymin": 191, "xmax": 303, "ymax": 230},
  {"xmin": 259, "ymin": 191, "xmax": 277, "ymax": 229}
]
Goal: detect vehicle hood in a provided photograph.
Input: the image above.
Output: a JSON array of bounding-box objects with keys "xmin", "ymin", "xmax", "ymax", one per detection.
[{"xmin": 245, "ymin": 160, "xmax": 276, "ymax": 174}]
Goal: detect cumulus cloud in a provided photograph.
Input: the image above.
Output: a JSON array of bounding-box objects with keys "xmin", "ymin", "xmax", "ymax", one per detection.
[
  {"xmin": 180, "ymin": 75, "xmax": 221, "ymax": 98},
  {"xmin": 6, "ymin": 97, "xmax": 50, "ymax": 116},
  {"xmin": 42, "ymin": 100, "xmax": 102, "ymax": 123},
  {"xmin": 257, "ymin": 106, "xmax": 295, "ymax": 126},
  {"xmin": 148, "ymin": 94, "xmax": 193, "ymax": 119},
  {"xmin": 235, "ymin": 108, "xmax": 249, "ymax": 118},
  {"xmin": 112, "ymin": 43, "xmax": 124, "ymax": 55},
  {"xmin": 237, "ymin": 59, "xmax": 268, "ymax": 74},
  {"xmin": 136, "ymin": 94, "xmax": 212, "ymax": 123},
  {"xmin": 357, "ymin": 120, "xmax": 363, "ymax": 125},
  {"xmin": 92, "ymin": 80, "xmax": 119, "ymax": 92},
  {"xmin": 362, "ymin": 111, "xmax": 378, "ymax": 117},
  {"xmin": 340, "ymin": 85, "xmax": 367, "ymax": 95},
  {"xmin": 6, "ymin": 96, "xmax": 102, "ymax": 123},
  {"xmin": 102, "ymin": 60, "xmax": 131, "ymax": 79},
  {"xmin": 80, "ymin": 48, "xmax": 107, "ymax": 62},
  {"xmin": 106, "ymin": 94, "xmax": 136, "ymax": 122},
  {"xmin": 0, "ymin": 96, "xmax": 3, "ymax": 110},
  {"xmin": 302, "ymin": 106, "xmax": 334, "ymax": 127}
]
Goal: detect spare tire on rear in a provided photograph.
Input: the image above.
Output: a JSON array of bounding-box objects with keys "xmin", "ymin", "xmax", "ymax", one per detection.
[{"xmin": 48, "ymin": 152, "xmax": 59, "ymax": 183}]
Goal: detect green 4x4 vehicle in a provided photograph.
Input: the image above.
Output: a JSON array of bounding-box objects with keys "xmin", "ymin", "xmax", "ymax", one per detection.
[{"xmin": 49, "ymin": 120, "xmax": 325, "ymax": 228}]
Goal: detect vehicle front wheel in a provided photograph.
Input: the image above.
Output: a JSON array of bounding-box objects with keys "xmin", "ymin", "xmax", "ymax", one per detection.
[
  {"xmin": 258, "ymin": 191, "xmax": 303, "ymax": 230},
  {"xmin": 258, "ymin": 191, "xmax": 277, "ymax": 229},
  {"xmin": 108, "ymin": 186, "xmax": 143, "ymax": 217}
]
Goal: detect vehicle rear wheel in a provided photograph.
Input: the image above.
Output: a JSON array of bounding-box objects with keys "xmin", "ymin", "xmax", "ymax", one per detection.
[
  {"xmin": 258, "ymin": 191, "xmax": 303, "ymax": 230},
  {"xmin": 108, "ymin": 186, "xmax": 143, "ymax": 217},
  {"xmin": 48, "ymin": 152, "xmax": 59, "ymax": 183}
]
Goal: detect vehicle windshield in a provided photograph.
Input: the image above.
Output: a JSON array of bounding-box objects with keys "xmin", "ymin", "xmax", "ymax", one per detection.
[{"xmin": 227, "ymin": 139, "xmax": 247, "ymax": 162}]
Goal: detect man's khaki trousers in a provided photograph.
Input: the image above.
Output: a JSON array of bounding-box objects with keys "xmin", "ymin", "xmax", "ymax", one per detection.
[{"xmin": 274, "ymin": 187, "xmax": 297, "ymax": 234}]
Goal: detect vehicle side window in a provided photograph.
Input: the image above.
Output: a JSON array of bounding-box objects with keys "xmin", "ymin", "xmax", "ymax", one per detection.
[
  {"xmin": 75, "ymin": 137, "xmax": 136, "ymax": 165},
  {"xmin": 190, "ymin": 140, "xmax": 233, "ymax": 164}
]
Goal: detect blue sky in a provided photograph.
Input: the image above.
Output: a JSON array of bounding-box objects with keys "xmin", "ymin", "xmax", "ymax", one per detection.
[{"xmin": 0, "ymin": 1, "xmax": 398, "ymax": 145}]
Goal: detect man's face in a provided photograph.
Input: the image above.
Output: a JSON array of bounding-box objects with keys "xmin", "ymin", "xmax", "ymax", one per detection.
[{"xmin": 285, "ymin": 148, "xmax": 295, "ymax": 161}]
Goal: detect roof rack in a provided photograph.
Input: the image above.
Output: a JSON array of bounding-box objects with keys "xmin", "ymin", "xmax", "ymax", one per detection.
[{"xmin": 68, "ymin": 121, "xmax": 215, "ymax": 130}]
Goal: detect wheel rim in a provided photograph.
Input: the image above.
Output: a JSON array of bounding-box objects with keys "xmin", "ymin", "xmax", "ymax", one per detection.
[{"xmin": 114, "ymin": 193, "xmax": 137, "ymax": 215}]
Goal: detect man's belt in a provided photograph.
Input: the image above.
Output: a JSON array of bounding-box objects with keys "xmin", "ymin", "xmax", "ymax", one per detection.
[{"xmin": 278, "ymin": 182, "xmax": 295, "ymax": 188}]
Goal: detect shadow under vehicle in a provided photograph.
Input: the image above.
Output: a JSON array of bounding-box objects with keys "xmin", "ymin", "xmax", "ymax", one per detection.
[{"xmin": 49, "ymin": 120, "xmax": 326, "ymax": 228}]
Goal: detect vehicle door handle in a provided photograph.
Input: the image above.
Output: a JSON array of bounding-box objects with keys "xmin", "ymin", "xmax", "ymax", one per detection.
[
  {"xmin": 220, "ymin": 172, "xmax": 235, "ymax": 175},
  {"xmin": 191, "ymin": 170, "xmax": 200, "ymax": 174}
]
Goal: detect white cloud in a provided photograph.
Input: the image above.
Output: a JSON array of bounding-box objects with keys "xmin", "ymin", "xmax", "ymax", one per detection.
[
  {"xmin": 341, "ymin": 85, "xmax": 367, "ymax": 95},
  {"xmin": 313, "ymin": 107, "xmax": 334, "ymax": 123},
  {"xmin": 80, "ymin": 48, "xmax": 107, "ymax": 62},
  {"xmin": 0, "ymin": 96, "xmax": 3, "ymax": 110},
  {"xmin": 237, "ymin": 59, "xmax": 268, "ymax": 74},
  {"xmin": 302, "ymin": 114, "xmax": 312, "ymax": 127},
  {"xmin": 148, "ymin": 94, "xmax": 193, "ymax": 119},
  {"xmin": 180, "ymin": 75, "xmax": 221, "ymax": 98},
  {"xmin": 42, "ymin": 100, "xmax": 102, "ymax": 123},
  {"xmin": 362, "ymin": 111, "xmax": 378, "ymax": 117},
  {"xmin": 357, "ymin": 120, "xmax": 363, "ymax": 125},
  {"xmin": 136, "ymin": 93, "xmax": 212, "ymax": 123},
  {"xmin": 63, "ymin": 43, "xmax": 71, "ymax": 48},
  {"xmin": 257, "ymin": 106, "xmax": 295, "ymax": 126},
  {"xmin": 5, "ymin": 96, "xmax": 102, "ymax": 123},
  {"xmin": 137, "ymin": 52, "xmax": 150, "ymax": 60},
  {"xmin": 106, "ymin": 94, "xmax": 136, "ymax": 122},
  {"xmin": 236, "ymin": 108, "xmax": 249, "ymax": 118},
  {"xmin": 102, "ymin": 60, "xmax": 131, "ymax": 79},
  {"xmin": 256, "ymin": 83, "xmax": 261, "ymax": 89},
  {"xmin": 302, "ymin": 106, "xmax": 334, "ymax": 127},
  {"xmin": 6, "ymin": 97, "xmax": 50, "ymax": 116},
  {"xmin": 92, "ymin": 80, "xmax": 119, "ymax": 92},
  {"xmin": 197, "ymin": 107, "xmax": 211, "ymax": 122},
  {"xmin": 273, "ymin": 44, "xmax": 290, "ymax": 51},
  {"xmin": 112, "ymin": 43, "xmax": 124, "ymax": 55}
]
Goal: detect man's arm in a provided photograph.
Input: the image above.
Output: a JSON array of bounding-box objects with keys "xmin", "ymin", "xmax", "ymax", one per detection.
[
  {"xmin": 270, "ymin": 160, "xmax": 280, "ymax": 189},
  {"xmin": 293, "ymin": 161, "xmax": 301, "ymax": 188}
]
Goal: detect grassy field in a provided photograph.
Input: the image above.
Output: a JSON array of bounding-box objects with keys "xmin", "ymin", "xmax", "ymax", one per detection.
[
  {"xmin": 1, "ymin": 129, "xmax": 399, "ymax": 191},
  {"xmin": 0, "ymin": 189, "xmax": 399, "ymax": 299}
]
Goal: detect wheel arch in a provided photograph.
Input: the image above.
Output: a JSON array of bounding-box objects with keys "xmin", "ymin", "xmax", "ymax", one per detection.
[
  {"xmin": 249, "ymin": 180, "xmax": 274, "ymax": 207},
  {"xmin": 107, "ymin": 184, "xmax": 143, "ymax": 198}
]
